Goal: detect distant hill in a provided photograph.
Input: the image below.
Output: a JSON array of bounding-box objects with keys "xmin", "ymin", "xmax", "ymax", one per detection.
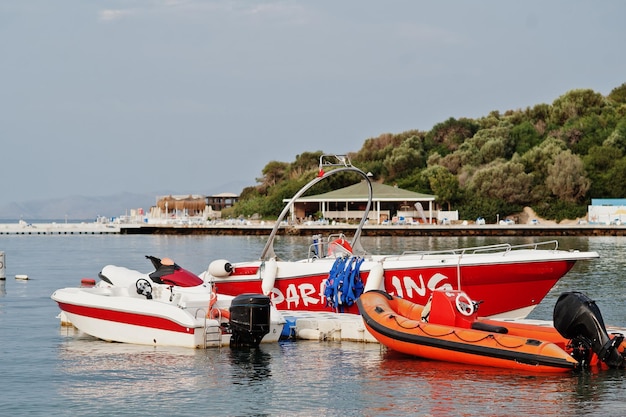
[
  {"xmin": 0, "ymin": 181, "xmax": 250, "ymax": 221},
  {"xmin": 0, "ymin": 193, "xmax": 157, "ymax": 221}
]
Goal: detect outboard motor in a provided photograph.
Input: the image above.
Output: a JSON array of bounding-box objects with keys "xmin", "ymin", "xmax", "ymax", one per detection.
[
  {"xmin": 229, "ymin": 294, "xmax": 271, "ymax": 348},
  {"xmin": 553, "ymin": 291, "xmax": 625, "ymax": 368}
]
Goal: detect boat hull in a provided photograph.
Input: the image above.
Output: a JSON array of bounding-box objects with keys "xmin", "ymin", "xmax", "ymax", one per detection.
[
  {"xmin": 52, "ymin": 287, "xmax": 284, "ymax": 348},
  {"xmin": 209, "ymin": 249, "xmax": 596, "ymax": 318},
  {"xmin": 60, "ymin": 306, "xmax": 213, "ymax": 348},
  {"xmin": 357, "ymin": 290, "xmax": 579, "ymax": 372},
  {"xmin": 53, "ymin": 287, "xmax": 222, "ymax": 348}
]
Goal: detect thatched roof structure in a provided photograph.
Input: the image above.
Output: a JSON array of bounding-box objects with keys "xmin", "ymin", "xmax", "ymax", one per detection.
[{"xmin": 156, "ymin": 195, "xmax": 206, "ymax": 214}]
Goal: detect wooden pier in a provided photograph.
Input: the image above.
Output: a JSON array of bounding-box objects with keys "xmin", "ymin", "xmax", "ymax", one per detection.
[
  {"xmin": 0, "ymin": 222, "xmax": 120, "ymax": 235},
  {"xmin": 118, "ymin": 222, "xmax": 626, "ymax": 237},
  {"xmin": 2, "ymin": 221, "xmax": 626, "ymax": 237}
]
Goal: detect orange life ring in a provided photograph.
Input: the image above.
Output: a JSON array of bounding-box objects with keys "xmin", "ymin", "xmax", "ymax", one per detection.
[
  {"xmin": 207, "ymin": 290, "xmax": 217, "ymax": 315},
  {"xmin": 207, "ymin": 286, "xmax": 230, "ymax": 320},
  {"xmin": 210, "ymin": 308, "xmax": 231, "ymax": 320},
  {"xmin": 327, "ymin": 238, "xmax": 353, "ymax": 256}
]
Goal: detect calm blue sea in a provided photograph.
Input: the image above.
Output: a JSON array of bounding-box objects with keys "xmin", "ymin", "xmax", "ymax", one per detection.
[{"xmin": 1, "ymin": 234, "xmax": 626, "ymax": 416}]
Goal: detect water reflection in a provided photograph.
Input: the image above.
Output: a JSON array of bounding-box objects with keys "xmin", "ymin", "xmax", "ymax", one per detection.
[
  {"xmin": 365, "ymin": 348, "xmax": 626, "ymax": 416},
  {"xmin": 228, "ymin": 346, "xmax": 272, "ymax": 385},
  {"xmin": 526, "ymin": 236, "xmax": 626, "ymax": 325},
  {"xmin": 18, "ymin": 234, "xmax": 626, "ymax": 416},
  {"xmin": 56, "ymin": 335, "xmax": 209, "ymax": 415}
]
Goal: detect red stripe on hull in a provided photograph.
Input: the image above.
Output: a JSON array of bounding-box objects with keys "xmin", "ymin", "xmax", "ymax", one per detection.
[
  {"xmin": 214, "ymin": 260, "xmax": 575, "ymax": 315},
  {"xmin": 57, "ymin": 302, "xmax": 195, "ymax": 334}
]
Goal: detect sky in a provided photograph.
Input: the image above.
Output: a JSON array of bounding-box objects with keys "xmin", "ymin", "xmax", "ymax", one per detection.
[{"xmin": 1, "ymin": 1, "xmax": 625, "ymax": 204}]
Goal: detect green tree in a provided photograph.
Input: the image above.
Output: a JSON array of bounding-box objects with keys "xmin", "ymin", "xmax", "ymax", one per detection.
[
  {"xmin": 438, "ymin": 141, "xmax": 481, "ymax": 175},
  {"xmin": 352, "ymin": 133, "xmax": 403, "ymax": 161},
  {"xmin": 420, "ymin": 165, "xmax": 459, "ymax": 210},
  {"xmin": 550, "ymin": 89, "xmax": 606, "ymax": 125},
  {"xmin": 425, "ymin": 117, "xmax": 479, "ymax": 155},
  {"xmin": 290, "ymin": 151, "xmax": 324, "ymax": 178},
  {"xmin": 383, "ymin": 136, "xmax": 425, "ymax": 181},
  {"xmin": 560, "ymin": 113, "xmax": 612, "ymax": 155},
  {"xmin": 468, "ymin": 160, "xmax": 533, "ymax": 205},
  {"xmin": 479, "ymin": 138, "xmax": 507, "ymax": 165},
  {"xmin": 510, "ymin": 121, "xmax": 542, "ymax": 155},
  {"xmin": 603, "ymin": 119, "xmax": 626, "ymax": 153},
  {"xmin": 604, "ymin": 158, "xmax": 626, "ymax": 197},
  {"xmin": 469, "ymin": 123, "xmax": 515, "ymax": 162},
  {"xmin": 608, "ymin": 82, "xmax": 626, "ymax": 104},
  {"xmin": 456, "ymin": 197, "xmax": 519, "ymax": 224},
  {"xmin": 518, "ymin": 137, "xmax": 566, "ymax": 201},
  {"xmin": 545, "ymin": 151, "xmax": 590, "ymax": 202},
  {"xmin": 583, "ymin": 145, "xmax": 623, "ymax": 197},
  {"xmin": 352, "ymin": 133, "xmax": 404, "ymax": 178},
  {"xmin": 258, "ymin": 161, "xmax": 289, "ymax": 190},
  {"xmin": 238, "ymin": 186, "xmax": 260, "ymax": 201},
  {"xmin": 233, "ymin": 195, "xmax": 266, "ymax": 218}
]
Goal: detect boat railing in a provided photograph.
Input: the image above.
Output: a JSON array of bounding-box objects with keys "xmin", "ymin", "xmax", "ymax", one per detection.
[
  {"xmin": 306, "ymin": 233, "xmax": 351, "ymax": 260},
  {"xmin": 399, "ymin": 240, "xmax": 560, "ymax": 258}
]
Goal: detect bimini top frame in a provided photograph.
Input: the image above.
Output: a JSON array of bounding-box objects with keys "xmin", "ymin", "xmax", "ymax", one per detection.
[{"xmin": 260, "ymin": 154, "xmax": 373, "ymax": 261}]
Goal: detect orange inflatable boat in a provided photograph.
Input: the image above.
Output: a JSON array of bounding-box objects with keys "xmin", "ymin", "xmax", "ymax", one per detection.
[{"xmin": 357, "ymin": 289, "xmax": 626, "ymax": 373}]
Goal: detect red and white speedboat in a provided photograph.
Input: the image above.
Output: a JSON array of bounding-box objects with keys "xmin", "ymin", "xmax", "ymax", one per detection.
[
  {"xmin": 202, "ymin": 155, "xmax": 599, "ymax": 319},
  {"xmin": 52, "ymin": 256, "xmax": 286, "ymax": 348}
]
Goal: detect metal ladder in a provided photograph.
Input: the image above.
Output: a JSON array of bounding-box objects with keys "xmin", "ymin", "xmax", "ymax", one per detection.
[{"xmin": 196, "ymin": 308, "xmax": 223, "ymax": 348}]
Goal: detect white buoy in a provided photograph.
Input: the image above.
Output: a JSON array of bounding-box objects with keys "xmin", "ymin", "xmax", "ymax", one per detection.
[
  {"xmin": 207, "ymin": 260, "xmax": 233, "ymax": 277},
  {"xmin": 261, "ymin": 258, "xmax": 278, "ymax": 296},
  {"xmin": 364, "ymin": 263, "xmax": 384, "ymax": 292},
  {"xmin": 297, "ymin": 328, "xmax": 321, "ymax": 340},
  {"xmin": 0, "ymin": 251, "xmax": 5, "ymax": 280}
]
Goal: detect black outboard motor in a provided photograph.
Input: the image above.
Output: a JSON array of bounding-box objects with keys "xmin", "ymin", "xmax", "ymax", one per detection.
[
  {"xmin": 229, "ymin": 294, "xmax": 271, "ymax": 348},
  {"xmin": 553, "ymin": 291, "xmax": 625, "ymax": 368}
]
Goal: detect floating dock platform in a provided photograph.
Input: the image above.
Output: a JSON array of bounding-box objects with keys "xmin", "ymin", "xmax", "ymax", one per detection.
[{"xmin": 280, "ymin": 311, "xmax": 377, "ymax": 343}]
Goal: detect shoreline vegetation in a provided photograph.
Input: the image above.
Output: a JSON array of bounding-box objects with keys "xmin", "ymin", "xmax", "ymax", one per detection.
[{"xmin": 228, "ymin": 84, "xmax": 626, "ymax": 225}]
